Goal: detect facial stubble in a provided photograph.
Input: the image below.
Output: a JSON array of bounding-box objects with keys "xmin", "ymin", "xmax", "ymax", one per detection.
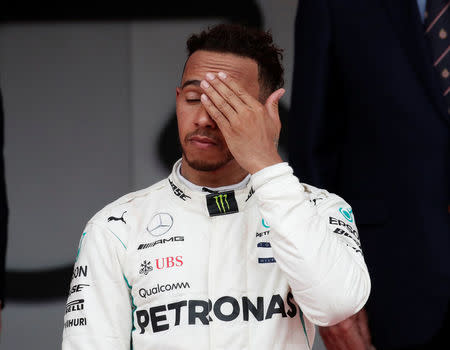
[{"xmin": 181, "ymin": 131, "xmax": 234, "ymax": 172}]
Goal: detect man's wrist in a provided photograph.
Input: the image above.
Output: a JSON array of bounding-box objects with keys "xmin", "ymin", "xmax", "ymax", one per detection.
[{"xmin": 247, "ymin": 155, "xmax": 284, "ymax": 174}]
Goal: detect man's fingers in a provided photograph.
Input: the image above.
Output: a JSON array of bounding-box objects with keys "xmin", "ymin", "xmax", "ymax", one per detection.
[
  {"xmin": 217, "ymin": 71, "xmax": 255, "ymax": 106},
  {"xmin": 320, "ymin": 329, "xmax": 363, "ymax": 350},
  {"xmin": 201, "ymin": 77, "xmax": 237, "ymax": 122},
  {"xmin": 200, "ymin": 93, "xmax": 230, "ymax": 132},
  {"xmin": 265, "ymin": 88, "xmax": 285, "ymax": 121},
  {"xmin": 357, "ymin": 308, "xmax": 372, "ymax": 346},
  {"xmin": 319, "ymin": 317, "xmax": 368, "ymax": 350},
  {"xmin": 264, "ymin": 88, "xmax": 284, "ymax": 145},
  {"xmin": 206, "ymin": 72, "xmax": 244, "ymax": 112},
  {"xmin": 265, "ymin": 88, "xmax": 285, "ymax": 112}
]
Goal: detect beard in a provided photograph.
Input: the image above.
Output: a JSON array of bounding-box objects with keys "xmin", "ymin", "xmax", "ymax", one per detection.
[
  {"xmin": 181, "ymin": 129, "xmax": 234, "ymax": 171},
  {"xmin": 182, "ymin": 149, "xmax": 234, "ymax": 171}
]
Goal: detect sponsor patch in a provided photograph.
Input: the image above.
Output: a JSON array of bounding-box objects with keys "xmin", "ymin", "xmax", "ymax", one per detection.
[
  {"xmin": 256, "ymin": 230, "xmax": 270, "ymax": 238},
  {"xmin": 68, "ymin": 284, "xmax": 89, "ymax": 296},
  {"xmin": 339, "ymin": 207, "xmax": 354, "ymax": 222},
  {"xmin": 139, "ymin": 260, "xmax": 153, "ymax": 275},
  {"xmin": 206, "ymin": 191, "xmax": 238, "ymax": 217},
  {"xmin": 64, "ymin": 317, "xmax": 87, "ymax": 328},
  {"xmin": 169, "ymin": 179, "xmax": 191, "ymax": 201},
  {"xmin": 71, "ymin": 265, "xmax": 88, "ymax": 281},
  {"xmin": 329, "ymin": 217, "xmax": 359, "ymax": 239},
  {"xmin": 139, "ymin": 256, "xmax": 183, "ymax": 275},
  {"xmin": 65, "ymin": 299, "xmax": 85, "ymax": 314},
  {"xmin": 245, "ymin": 187, "xmax": 255, "ymax": 202},
  {"xmin": 147, "ymin": 213, "xmax": 174, "ymax": 236},
  {"xmin": 258, "ymin": 257, "xmax": 276, "ymax": 264},
  {"xmin": 135, "ymin": 292, "xmax": 298, "ymax": 334},
  {"xmin": 138, "ymin": 236, "xmax": 184, "ymax": 250},
  {"xmin": 139, "ymin": 281, "xmax": 190, "ymax": 298},
  {"xmin": 107, "ymin": 211, "xmax": 127, "ymax": 224}
]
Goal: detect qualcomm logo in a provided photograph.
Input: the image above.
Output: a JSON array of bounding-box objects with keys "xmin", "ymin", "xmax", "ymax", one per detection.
[{"xmin": 146, "ymin": 213, "xmax": 173, "ymax": 236}]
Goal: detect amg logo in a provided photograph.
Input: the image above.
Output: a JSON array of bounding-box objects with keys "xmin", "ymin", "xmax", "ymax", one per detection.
[
  {"xmin": 64, "ymin": 317, "xmax": 87, "ymax": 328},
  {"xmin": 136, "ymin": 292, "xmax": 299, "ymax": 334},
  {"xmin": 169, "ymin": 179, "xmax": 191, "ymax": 201},
  {"xmin": 138, "ymin": 236, "xmax": 184, "ymax": 250}
]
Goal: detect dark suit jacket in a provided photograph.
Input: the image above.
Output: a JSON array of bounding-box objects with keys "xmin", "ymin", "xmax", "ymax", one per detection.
[
  {"xmin": 0, "ymin": 89, "xmax": 8, "ymax": 308},
  {"xmin": 289, "ymin": 1, "xmax": 449, "ymax": 348}
]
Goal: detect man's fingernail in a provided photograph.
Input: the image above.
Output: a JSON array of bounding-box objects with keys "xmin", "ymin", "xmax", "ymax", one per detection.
[
  {"xmin": 218, "ymin": 72, "xmax": 227, "ymax": 79},
  {"xmin": 206, "ymin": 73, "xmax": 215, "ymax": 81},
  {"xmin": 201, "ymin": 80, "xmax": 210, "ymax": 89},
  {"xmin": 201, "ymin": 94, "xmax": 208, "ymax": 101}
]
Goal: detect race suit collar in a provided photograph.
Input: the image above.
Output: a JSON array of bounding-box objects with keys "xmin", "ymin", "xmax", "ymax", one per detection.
[
  {"xmin": 175, "ymin": 160, "xmax": 251, "ymax": 193},
  {"xmin": 168, "ymin": 159, "xmax": 255, "ymax": 216}
]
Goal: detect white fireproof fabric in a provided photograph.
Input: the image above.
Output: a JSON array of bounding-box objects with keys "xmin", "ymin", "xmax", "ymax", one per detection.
[{"xmin": 62, "ymin": 160, "xmax": 370, "ymax": 350}]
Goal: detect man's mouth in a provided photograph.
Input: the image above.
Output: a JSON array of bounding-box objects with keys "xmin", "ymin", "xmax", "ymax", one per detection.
[{"xmin": 189, "ymin": 135, "xmax": 217, "ymax": 146}]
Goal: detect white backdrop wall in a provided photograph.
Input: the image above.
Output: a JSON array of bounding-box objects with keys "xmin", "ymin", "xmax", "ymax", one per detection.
[{"xmin": 0, "ymin": 1, "xmax": 326, "ymax": 349}]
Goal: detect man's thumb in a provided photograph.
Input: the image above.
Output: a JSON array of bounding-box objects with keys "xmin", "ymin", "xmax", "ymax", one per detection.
[{"xmin": 265, "ymin": 88, "xmax": 285, "ymax": 116}]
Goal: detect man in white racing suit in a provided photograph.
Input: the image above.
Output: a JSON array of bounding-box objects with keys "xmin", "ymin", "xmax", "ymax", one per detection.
[{"xmin": 62, "ymin": 24, "xmax": 371, "ymax": 350}]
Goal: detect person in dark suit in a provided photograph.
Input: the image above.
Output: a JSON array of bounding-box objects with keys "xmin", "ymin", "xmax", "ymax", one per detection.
[
  {"xmin": 0, "ymin": 87, "xmax": 8, "ymax": 333},
  {"xmin": 289, "ymin": 1, "xmax": 449, "ymax": 349}
]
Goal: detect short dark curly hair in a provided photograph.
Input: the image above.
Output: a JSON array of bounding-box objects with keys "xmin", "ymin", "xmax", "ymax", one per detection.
[{"xmin": 186, "ymin": 23, "xmax": 284, "ymax": 98}]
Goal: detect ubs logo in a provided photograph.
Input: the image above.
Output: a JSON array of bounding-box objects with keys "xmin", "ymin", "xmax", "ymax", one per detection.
[
  {"xmin": 139, "ymin": 256, "xmax": 183, "ymax": 275},
  {"xmin": 146, "ymin": 213, "xmax": 173, "ymax": 236}
]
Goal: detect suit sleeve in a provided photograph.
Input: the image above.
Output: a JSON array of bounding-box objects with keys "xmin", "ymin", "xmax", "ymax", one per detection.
[
  {"xmin": 252, "ymin": 163, "xmax": 370, "ymax": 326},
  {"xmin": 62, "ymin": 222, "xmax": 132, "ymax": 350},
  {"xmin": 288, "ymin": 0, "xmax": 344, "ymax": 190},
  {"xmin": 0, "ymin": 88, "xmax": 8, "ymax": 309}
]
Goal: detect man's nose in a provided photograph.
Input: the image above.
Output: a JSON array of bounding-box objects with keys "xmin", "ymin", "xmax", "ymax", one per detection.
[{"xmin": 194, "ymin": 105, "xmax": 216, "ymax": 128}]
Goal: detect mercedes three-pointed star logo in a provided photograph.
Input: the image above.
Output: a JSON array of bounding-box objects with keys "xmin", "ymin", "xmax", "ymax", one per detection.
[{"xmin": 146, "ymin": 212, "xmax": 174, "ymax": 236}]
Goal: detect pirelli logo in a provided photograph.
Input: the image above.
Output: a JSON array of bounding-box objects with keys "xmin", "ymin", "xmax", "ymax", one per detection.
[{"xmin": 206, "ymin": 191, "xmax": 238, "ymax": 217}]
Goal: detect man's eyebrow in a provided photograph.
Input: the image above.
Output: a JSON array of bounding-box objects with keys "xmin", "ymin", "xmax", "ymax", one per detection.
[{"xmin": 181, "ymin": 80, "xmax": 201, "ymax": 89}]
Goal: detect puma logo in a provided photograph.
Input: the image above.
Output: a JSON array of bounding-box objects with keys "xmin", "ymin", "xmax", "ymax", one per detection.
[{"xmin": 108, "ymin": 211, "xmax": 127, "ymax": 224}]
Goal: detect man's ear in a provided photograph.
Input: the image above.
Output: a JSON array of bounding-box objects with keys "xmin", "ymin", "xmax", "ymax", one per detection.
[{"xmin": 176, "ymin": 87, "xmax": 181, "ymax": 97}]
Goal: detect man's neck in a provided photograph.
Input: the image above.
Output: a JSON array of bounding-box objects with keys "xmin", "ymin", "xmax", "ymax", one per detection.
[{"xmin": 180, "ymin": 157, "xmax": 248, "ymax": 188}]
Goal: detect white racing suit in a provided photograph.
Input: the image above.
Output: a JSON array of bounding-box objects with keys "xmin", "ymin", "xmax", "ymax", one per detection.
[{"xmin": 62, "ymin": 160, "xmax": 370, "ymax": 350}]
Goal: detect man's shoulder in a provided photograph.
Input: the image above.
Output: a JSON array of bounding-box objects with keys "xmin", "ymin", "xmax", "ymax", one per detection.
[
  {"xmin": 300, "ymin": 182, "xmax": 350, "ymax": 209},
  {"xmin": 89, "ymin": 177, "xmax": 169, "ymax": 224}
]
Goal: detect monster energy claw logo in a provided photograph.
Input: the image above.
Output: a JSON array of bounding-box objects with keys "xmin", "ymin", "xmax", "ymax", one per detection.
[
  {"xmin": 206, "ymin": 190, "xmax": 238, "ymax": 217},
  {"xmin": 214, "ymin": 194, "xmax": 230, "ymax": 213}
]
